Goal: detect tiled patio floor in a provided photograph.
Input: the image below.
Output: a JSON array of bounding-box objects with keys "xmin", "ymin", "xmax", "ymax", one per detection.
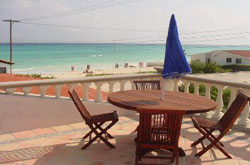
[{"xmin": 0, "ymin": 114, "xmax": 249, "ymax": 165}]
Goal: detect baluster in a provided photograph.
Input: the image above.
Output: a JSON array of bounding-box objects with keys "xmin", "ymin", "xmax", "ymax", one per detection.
[
  {"xmin": 39, "ymin": 85, "xmax": 50, "ymax": 97},
  {"xmin": 183, "ymin": 80, "xmax": 190, "ymax": 93},
  {"xmin": 5, "ymin": 88, "xmax": 16, "ymax": 95},
  {"xmin": 120, "ymin": 80, "xmax": 126, "ymax": 91},
  {"xmin": 204, "ymin": 83, "xmax": 211, "ymax": 98},
  {"xmin": 227, "ymin": 87, "xmax": 237, "ymax": 108},
  {"xmin": 204, "ymin": 83, "xmax": 212, "ymax": 118},
  {"xmin": 130, "ymin": 80, "xmax": 136, "ymax": 90},
  {"xmin": 238, "ymin": 89, "xmax": 250, "ymax": 126},
  {"xmin": 95, "ymin": 82, "xmax": 103, "ymax": 102},
  {"xmin": 108, "ymin": 81, "xmax": 115, "ymax": 93},
  {"xmin": 81, "ymin": 83, "xmax": 91, "ymax": 101},
  {"xmin": 22, "ymin": 87, "xmax": 32, "ymax": 96},
  {"xmin": 173, "ymin": 79, "xmax": 179, "ymax": 92},
  {"xmin": 212, "ymin": 85, "xmax": 224, "ymax": 119},
  {"xmin": 193, "ymin": 82, "xmax": 199, "ymax": 95},
  {"xmin": 54, "ymin": 84, "xmax": 63, "ymax": 99}
]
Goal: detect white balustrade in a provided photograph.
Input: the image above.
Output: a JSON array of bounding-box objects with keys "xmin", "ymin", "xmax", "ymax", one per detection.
[
  {"xmin": 108, "ymin": 81, "xmax": 115, "ymax": 93},
  {"xmin": 22, "ymin": 87, "xmax": 32, "ymax": 96},
  {"xmin": 81, "ymin": 83, "xmax": 91, "ymax": 101},
  {"xmin": 173, "ymin": 79, "xmax": 179, "ymax": 92},
  {"xmin": 0, "ymin": 72, "xmax": 249, "ymax": 130},
  {"xmin": 193, "ymin": 82, "xmax": 200, "ymax": 95},
  {"xmin": 204, "ymin": 83, "xmax": 211, "ymax": 98},
  {"xmin": 212, "ymin": 85, "xmax": 224, "ymax": 119},
  {"xmin": 130, "ymin": 80, "xmax": 136, "ymax": 90},
  {"xmin": 227, "ymin": 87, "xmax": 237, "ymax": 108},
  {"xmin": 183, "ymin": 80, "xmax": 190, "ymax": 93},
  {"xmin": 54, "ymin": 84, "xmax": 64, "ymax": 99},
  {"xmin": 120, "ymin": 80, "xmax": 126, "ymax": 91},
  {"xmin": 238, "ymin": 89, "xmax": 250, "ymax": 126},
  {"xmin": 39, "ymin": 85, "xmax": 50, "ymax": 97},
  {"xmin": 203, "ymin": 83, "xmax": 213, "ymax": 118},
  {"xmin": 94, "ymin": 82, "xmax": 103, "ymax": 102},
  {"xmin": 5, "ymin": 88, "xmax": 16, "ymax": 95}
]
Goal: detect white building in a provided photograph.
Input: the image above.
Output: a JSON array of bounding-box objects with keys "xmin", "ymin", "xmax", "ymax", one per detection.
[
  {"xmin": 0, "ymin": 59, "xmax": 14, "ymax": 73},
  {"xmin": 191, "ymin": 50, "xmax": 250, "ymax": 66}
]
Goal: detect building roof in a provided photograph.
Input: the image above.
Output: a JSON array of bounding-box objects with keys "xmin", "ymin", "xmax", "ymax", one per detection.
[
  {"xmin": 0, "ymin": 59, "xmax": 14, "ymax": 65},
  {"xmin": 223, "ymin": 50, "xmax": 250, "ymax": 58}
]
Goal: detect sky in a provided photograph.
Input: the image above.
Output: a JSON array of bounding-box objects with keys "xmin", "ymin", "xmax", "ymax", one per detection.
[{"xmin": 0, "ymin": 0, "xmax": 250, "ymax": 45}]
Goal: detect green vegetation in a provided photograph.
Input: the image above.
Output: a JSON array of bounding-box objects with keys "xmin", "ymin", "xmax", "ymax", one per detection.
[
  {"xmin": 20, "ymin": 74, "xmax": 54, "ymax": 79},
  {"xmin": 86, "ymin": 73, "xmax": 114, "ymax": 77},
  {"xmin": 179, "ymin": 83, "xmax": 231, "ymax": 110},
  {"xmin": 190, "ymin": 60, "xmax": 231, "ymax": 74},
  {"xmin": 136, "ymin": 71, "xmax": 157, "ymax": 74},
  {"xmin": 221, "ymin": 64, "xmax": 250, "ymax": 71}
]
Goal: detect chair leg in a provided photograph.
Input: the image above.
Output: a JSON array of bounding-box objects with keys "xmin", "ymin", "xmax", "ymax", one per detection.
[
  {"xmin": 81, "ymin": 121, "xmax": 117, "ymax": 149},
  {"xmin": 195, "ymin": 140, "xmax": 231, "ymax": 158},
  {"xmin": 83, "ymin": 130, "xmax": 92, "ymax": 139},
  {"xmin": 94, "ymin": 123, "xmax": 114, "ymax": 139},
  {"xmin": 81, "ymin": 135, "xmax": 99, "ymax": 149},
  {"xmin": 83, "ymin": 122, "xmax": 105, "ymax": 139},
  {"xmin": 191, "ymin": 127, "xmax": 214, "ymax": 147},
  {"xmin": 195, "ymin": 129, "xmax": 232, "ymax": 159},
  {"xmin": 175, "ymin": 150, "xmax": 179, "ymax": 165},
  {"xmin": 171, "ymin": 149, "xmax": 177, "ymax": 163},
  {"xmin": 93, "ymin": 121, "xmax": 117, "ymax": 148}
]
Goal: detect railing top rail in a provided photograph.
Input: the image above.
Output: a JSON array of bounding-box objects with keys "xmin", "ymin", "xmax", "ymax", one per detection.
[
  {"xmin": 182, "ymin": 75, "xmax": 250, "ymax": 90},
  {"xmin": 0, "ymin": 73, "xmax": 161, "ymax": 88},
  {"xmin": 0, "ymin": 72, "xmax": 249, "ymax": 90}
]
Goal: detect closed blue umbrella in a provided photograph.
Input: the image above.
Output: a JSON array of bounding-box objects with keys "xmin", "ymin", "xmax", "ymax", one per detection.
[
  {"xmin": 161, "ymin": 14, "xmax": 191, "ymax": 99},
  {"xmin": 162, "ymin": 14, "xmax": 191, "ymax": 79}
]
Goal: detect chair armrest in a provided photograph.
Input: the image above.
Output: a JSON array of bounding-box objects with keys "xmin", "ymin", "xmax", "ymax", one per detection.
[{"xmin": 90, "ymin": 111, "xmax": 118, "ymax": 123}]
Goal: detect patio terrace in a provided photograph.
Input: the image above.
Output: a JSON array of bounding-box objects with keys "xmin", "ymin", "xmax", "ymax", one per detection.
[
  {"xmin": 0, "ymin": 72, "xmax": 249, "ymax": 164},
  {"xmin": 0, "ymin": 95, "xmax": 249, "ymax": 165}
]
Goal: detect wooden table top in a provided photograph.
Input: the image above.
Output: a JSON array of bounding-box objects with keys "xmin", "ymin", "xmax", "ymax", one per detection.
[{"xmin": 108, "ymin": 90, "xmax": 217, "ymax": 114}]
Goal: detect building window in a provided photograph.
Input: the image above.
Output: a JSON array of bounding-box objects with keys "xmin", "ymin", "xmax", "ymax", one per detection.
[
  {"xmin": 206, "ymin": 58, "xmax": 211, "ymax": 63},
  {"xmin": 236, "ymin": 58, "xmax": 242, "ymax": 64},
  {"xmin": 226, "ymin": 58, "xmax": 232, "ymax": 63}
]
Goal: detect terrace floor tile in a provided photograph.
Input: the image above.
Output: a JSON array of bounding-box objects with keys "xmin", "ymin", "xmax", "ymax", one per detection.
[{"xmin": 1, "ymin": 115, "xmax": 249, "ymax": 165}]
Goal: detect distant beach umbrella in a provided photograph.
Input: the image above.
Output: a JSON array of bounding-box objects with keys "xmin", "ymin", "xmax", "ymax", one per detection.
[{"xmin": 162, "ymin": 14, "xmax": 191, "ymax": 99}]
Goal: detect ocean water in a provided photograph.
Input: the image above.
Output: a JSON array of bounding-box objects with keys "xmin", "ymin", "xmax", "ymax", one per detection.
[{"xmin": 0, "ymin": 43, "xmax": 249, "ymax": 74}]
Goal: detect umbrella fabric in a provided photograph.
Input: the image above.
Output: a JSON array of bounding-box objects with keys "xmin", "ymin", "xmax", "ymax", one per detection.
[{"xmin": 162, "ymin": 14, "xmax": 191, "ymax": 79}]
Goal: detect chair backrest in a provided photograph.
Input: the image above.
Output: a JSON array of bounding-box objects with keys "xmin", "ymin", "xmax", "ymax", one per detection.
[
  {"xmin": 219, "ymin": 91, "xmax": 249, "ymax": 132},
  {"xmin": 133, "ymin": 80, "xmax": 161, "ymax": 90},
  {"xmin": 68, "ymin": 88, "xmax": 91, "ymax": 121},
  {"xmin": 137, "ymin": 110, "xmax": 185, "ymax": 147}
]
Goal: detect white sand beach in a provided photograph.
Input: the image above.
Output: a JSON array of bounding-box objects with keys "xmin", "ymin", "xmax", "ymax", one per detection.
[{"xmin": 42, "ymin": 66, "xmax": 157, "ymax": 79}]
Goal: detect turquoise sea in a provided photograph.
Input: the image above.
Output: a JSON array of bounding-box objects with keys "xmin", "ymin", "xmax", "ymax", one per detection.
[{"xmin": 0, "ymin": 43, "xmax": 249, "ymax": 74}]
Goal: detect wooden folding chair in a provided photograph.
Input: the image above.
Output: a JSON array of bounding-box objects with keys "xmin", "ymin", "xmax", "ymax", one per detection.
[
  {"xmin": 135, "ymin": 110, "xmax": 185, "ymax": 165},
  {"xmin": 133, "ymin": 80, "xmax": 163, "ymax": 140},
  {"xmin": 68, "ymin": 88, "xmax": 119, "ymax": 149},
  {"xmin": 191, "ymin": 91, "xmax": 249, "ymax": 158},
  {"xmin": 133, "ymin": 80, "xmax": 161, "ymax": 90}
]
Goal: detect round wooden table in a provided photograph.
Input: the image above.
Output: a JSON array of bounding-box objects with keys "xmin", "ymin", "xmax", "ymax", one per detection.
[
  {"xmin": 108, "ymin": 90, "xmax": 217, "ymax": 157},
  {"xmin": 108, "ymin": 90, "xmax": 217, "ymax": 114}
]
